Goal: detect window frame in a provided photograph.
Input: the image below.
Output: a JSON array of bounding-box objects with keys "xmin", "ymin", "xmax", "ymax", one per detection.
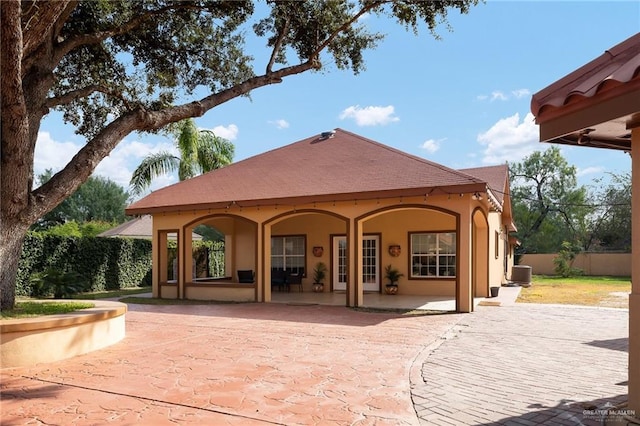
[
  {"xmin": 409, "ymin": 231, "xmax": 457, "ymax": 279},
  {"xmin": 271, "ymin": 234, "xmax": 307, "ymax": 276}
]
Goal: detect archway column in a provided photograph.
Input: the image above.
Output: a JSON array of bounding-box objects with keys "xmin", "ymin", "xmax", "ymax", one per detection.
[
  {"xmin": 261, "ymin": 223, "xmax": 272, "ymax": 302},
  {"xmin": 346, "ymin": 217, "xmax": 363, "ymax": 307},
  {"xmin": 457, "ymin": 205, "xmax": 473, "ymax": 313},
  {"xmin": 630, "ymin": 127, "xmax": 640, "ymax": 414},
  {"xmin": 254, "ymin": 223, "xmax": 264, "ymax": 302}
]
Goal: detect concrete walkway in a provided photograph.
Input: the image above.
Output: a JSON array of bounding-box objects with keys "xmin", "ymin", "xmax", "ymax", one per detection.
[
  {"xmin": 413, "ymin": 303, "xmax": 629, "ymax": 425},
  {"xmin": 1, "ymin": 294, "xmax": 630, "ymax": 425}
]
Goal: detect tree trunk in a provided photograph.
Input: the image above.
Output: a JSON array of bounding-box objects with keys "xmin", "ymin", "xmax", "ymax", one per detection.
[{"xmin": 0, "ymin": 222, "xmax": 28, "ymax": 310}]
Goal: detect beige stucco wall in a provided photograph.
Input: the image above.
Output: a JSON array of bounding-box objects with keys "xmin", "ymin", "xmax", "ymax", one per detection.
[
  {"xmin": 487, "ymin": 211, "xmax": 514, "ymax": 287},
  {"xmin": 1, "ymin": 301, "xmax": 126, "ymax": 368},
  {"xmin": 520, "ymin": 253, "xmax": 631, "ymax": 276},
  {"xmin": 186, "ymin": 285, "xmax": 255, "ymax": 301},
  {"xmin": 148, "ymin": 193, "xmax": 503, "ymax": 312}
]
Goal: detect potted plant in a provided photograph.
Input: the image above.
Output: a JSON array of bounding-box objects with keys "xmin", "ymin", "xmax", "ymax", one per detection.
[
  {"xmin": 384, "ymin": 264, "xmax": 403, "ymax": 295},
  {"xmin": 312, "ymin": 262, "xmax": 327, "ymax": 292}
]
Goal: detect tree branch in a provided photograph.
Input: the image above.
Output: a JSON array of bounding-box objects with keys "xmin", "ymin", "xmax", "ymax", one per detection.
[
  {"xmin": 266, "ymin": 16, "xmax": 290, "ymax": 74},
  {"xmin": 45, "ymin": 85, "xmax": 133, "ymax": 110},
  {"xmin": 21, "ymin": 0, "xmax": 73, "ymax": 59},
  {"xmin": 310, "ymin": 0, "xmax": 387, "ymax": 60},
  {"xmin": 28, "ymin": 59, "xmax": 316, "ymax": 220},
  {"xmin": 52, "ymin": 3, "xmax": 204, "ymax": 64}
]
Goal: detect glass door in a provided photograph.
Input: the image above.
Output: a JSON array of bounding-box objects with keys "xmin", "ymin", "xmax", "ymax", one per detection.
[
  {"xmin": 332, "ymin": 235, "xmax": 379, "ymax": 292},
  {"xmin": 332, "ymin": 236, "xmax": 347, "ymax": 291}
]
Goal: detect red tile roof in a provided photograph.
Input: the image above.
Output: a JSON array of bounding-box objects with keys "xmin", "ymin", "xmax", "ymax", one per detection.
[
  {"xmin": 126, "ymin": 129, "xmax": 491, "ymax": 215},
  {"xmin": 531, "ymin": 32, "xmax": 640, "ymax": 117},
  {"xmin": 530, "ymin": 32, "xmax": 640, "ymax": 150}
]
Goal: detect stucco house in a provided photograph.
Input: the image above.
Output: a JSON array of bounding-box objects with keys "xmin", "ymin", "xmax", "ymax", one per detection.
[{"xmin": 126, "ymin": 129, "xmax": 517, "ymax": 313}]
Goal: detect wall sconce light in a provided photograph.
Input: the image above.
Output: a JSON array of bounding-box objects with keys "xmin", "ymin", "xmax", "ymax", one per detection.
[
  {"xmin": 313, "ymin": 246, "xmax": 324, "ymax": 257},
  {"xmin": 388, "ymin": 244, "xmax": 401, "ymax": 257},
  {"xmin": 472, "ymin": 192, "xmax": 483, "ymax": 201}
]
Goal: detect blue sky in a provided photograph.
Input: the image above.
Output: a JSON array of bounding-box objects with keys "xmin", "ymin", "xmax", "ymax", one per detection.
[{"xmin": 36, "ymin": 1, "xmax": 640, "ymax": 198}]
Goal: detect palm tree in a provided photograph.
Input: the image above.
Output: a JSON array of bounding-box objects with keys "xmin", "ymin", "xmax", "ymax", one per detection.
[{"xmin": 129, "ymin": 119, "xmax": 234, "ymax": 196}]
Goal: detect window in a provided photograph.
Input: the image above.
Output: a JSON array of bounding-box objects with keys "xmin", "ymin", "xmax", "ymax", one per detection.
[
  {"xmin": 410, "ymin": 232, "xmax": 456, "ymax": 278},
  {"xmin": 271, "ymin": 235, "xmax": 306, "ymax": 275}
]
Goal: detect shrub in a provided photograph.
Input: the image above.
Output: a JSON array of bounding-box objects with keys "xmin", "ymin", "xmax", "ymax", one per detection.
[
  {"xmin": 29, "ymin": 268, "xmax": 88, "ymax": 299},
  {"xmin": 553, "ymin": 241, "xmax": 583, "ymax": 277},
  {"xmin": 18, "ymin": 233, "xmax": 152, "ymax": 297}
]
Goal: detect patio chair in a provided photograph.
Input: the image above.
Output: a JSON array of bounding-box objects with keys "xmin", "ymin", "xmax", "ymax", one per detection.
[
  {"xmin": 271, "ymin": 269, "xmax": 288, "ymax": 292},
  {"xmin": 237, "ymin": 269, "xmax": 255, "ymax": 283},
  {"xmin": 287, "ymin": 273, "xmax": 303, "ymax": 292}
]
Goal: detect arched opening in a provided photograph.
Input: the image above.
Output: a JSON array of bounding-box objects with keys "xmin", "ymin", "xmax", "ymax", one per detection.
[
  {"xmin": 264, "ymin": 209, "xmax": 349, "ymax": 305},
  {"xmin": 472, "ymin": 208, "xmax": 490, "ymax": 298},
  {"xmin": 357, "ymin": 204, "xmax": 460, "ymax": 312}
]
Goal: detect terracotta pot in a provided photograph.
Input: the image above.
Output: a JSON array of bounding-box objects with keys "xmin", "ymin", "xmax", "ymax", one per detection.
[
  {"xmin": 312, "ymin": 283, "xmax": 324, "ymax": 293},
  {"xmin": 385, "ymin": 285, "xmax": 398, "ymax": 295}
]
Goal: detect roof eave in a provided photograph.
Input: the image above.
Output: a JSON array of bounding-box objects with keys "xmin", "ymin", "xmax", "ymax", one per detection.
[
  {"xmin": 125, "ymin": 183, "xmax": 488, "ymax": 216},
  {"xmin": 535, "ymin": 80, "xmax": 640, "ymax": 145}
]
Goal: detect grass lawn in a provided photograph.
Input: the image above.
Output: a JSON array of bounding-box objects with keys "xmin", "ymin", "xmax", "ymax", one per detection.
[
  {"xmin": 118, "ymin": 296, "xmax": 240, "ymax": 305},
  {"xmin": 517, "ymin": 275, "xmax": 631, "ymax": 308},
  {"xmin": 1, "ymin": 301, "xmax": 95, "ymax": 319},
  {"xmin": 71, "ymin": 286, "xmax": 151, "ymax": 300}
]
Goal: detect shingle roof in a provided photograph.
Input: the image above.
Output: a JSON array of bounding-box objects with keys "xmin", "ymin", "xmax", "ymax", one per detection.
[
  {"xmin": 460, "ymin": 164, "xmax": 509, "ymax": 206},
  {"xmin": 98, "ymin": 215, "xmax": 201, "ymax": 240},
  {"xmin": 126, "ymin": 129, "xmax": 489, "ymax": 215}
]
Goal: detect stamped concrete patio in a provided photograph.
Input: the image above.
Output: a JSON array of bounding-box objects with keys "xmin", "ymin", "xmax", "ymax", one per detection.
[{"xmin": 0, "ymin": 291, "xmax": 630, "ymax": 425}]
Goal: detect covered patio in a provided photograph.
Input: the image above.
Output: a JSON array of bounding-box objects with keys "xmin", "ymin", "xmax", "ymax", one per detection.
[
  {"xmin": 268, "ymin": 287, "xmax": 517, "ymax": 311},
  {"xmin": 127, "ymin": 129, "xmax": 517, "ymax": 314},
  {"xmin": 530, "ymin": 31, "xmax": 640, "ymax": 419}
]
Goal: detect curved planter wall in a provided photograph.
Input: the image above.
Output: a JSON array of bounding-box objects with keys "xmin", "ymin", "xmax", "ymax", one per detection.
[{"xmin": 1, "ymin": 300, "xmax": 127, "ymax": 368}]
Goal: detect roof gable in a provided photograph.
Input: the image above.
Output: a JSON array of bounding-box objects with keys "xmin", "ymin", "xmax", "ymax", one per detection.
[
  {"xmin": 127, "ymin": 129, "xmax": 487, "ymax": 214},
  {"xmin": 460, "ymin": 164, "xmax": 509, "ymax": 206}
]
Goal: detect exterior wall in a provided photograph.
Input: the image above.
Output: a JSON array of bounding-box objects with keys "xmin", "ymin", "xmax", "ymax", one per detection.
[
  {"xmin": 148, "ymin": 193, "xmax": 503, "ymax": 311},
  {"xmin": 520, "ymin": 253, "xmax": 631, "ymax": 276},
  {"xmin": 1, "ymin": 300, "xmax": 126, "ymax": 368},
  {"xmin": 233, "ymin": 219, "xmax": 257, "ymax": 272},
  {"xmin": 364, "ymin": 208, "xmax": 456, "ymax": 296},
  {"xmin": 487, "ymin": 211, "xmax": 512, "ymax": 287},
  {"xmin": 272, "ymin": 213, "xmax": 345, "ymax": 292},
  {"xmin": 185, "ymin": 286, "xmax": 255, "ymax": 301}
]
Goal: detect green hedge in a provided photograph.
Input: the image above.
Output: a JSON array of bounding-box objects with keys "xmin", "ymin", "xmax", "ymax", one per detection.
[{"xmin": 17, "ymin": 233, "xmax": 152, "ymax": 296}]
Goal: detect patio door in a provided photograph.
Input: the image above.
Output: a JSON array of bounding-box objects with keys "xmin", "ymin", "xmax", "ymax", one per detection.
[{"xmin": 332, "ymin": 235, "xmax": 380, "ymax": 292}]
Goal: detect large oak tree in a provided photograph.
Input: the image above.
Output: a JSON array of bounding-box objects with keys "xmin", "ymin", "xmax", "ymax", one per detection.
[{"xmin": 1, "ymin": 0, "xmax": 478, "ymax": 309}]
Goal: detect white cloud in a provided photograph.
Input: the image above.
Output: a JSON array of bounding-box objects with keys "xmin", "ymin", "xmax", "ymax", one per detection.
[
  {"xmin": 203, "ymin": 124, "xmax": 239, "ymax": 141},
  {"xmin": 339, "ymin": 105, "xmax": 400, "ymax": 126},
  {"xmin": 511, "ymin": 88, "xmax": 531, "ymax": 99},
  {"xmin": 490, "ymin": 91, "xmax": 508, "ymax": 101},
  {"xmin": 269, "ymin": 119, "xmax": 290, "ymax": 129},
  {"xmin": 94, "ymin": 139, "xmax": 177, "ymax": 189},
  {"xmin": 477, "ymin": 89, "xmax": 531, "ymax": 102},
  {"xmin": 577, "ymin": 166, "xmax": 605, "ymax": 177},
  {"xmin": 34, "ymin": 130, "xmax": 182, "ymax": 193},
  {"xmin": 420, "ymin": 138, "xmax": 444, "ymax": 154},
  {"xmin": 34, "ymin": 131, "xmax": 82, "ymax": 177},
  {"xmin": 477, "ymin": 112, "xmax": 540, "ymax": 164}
]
